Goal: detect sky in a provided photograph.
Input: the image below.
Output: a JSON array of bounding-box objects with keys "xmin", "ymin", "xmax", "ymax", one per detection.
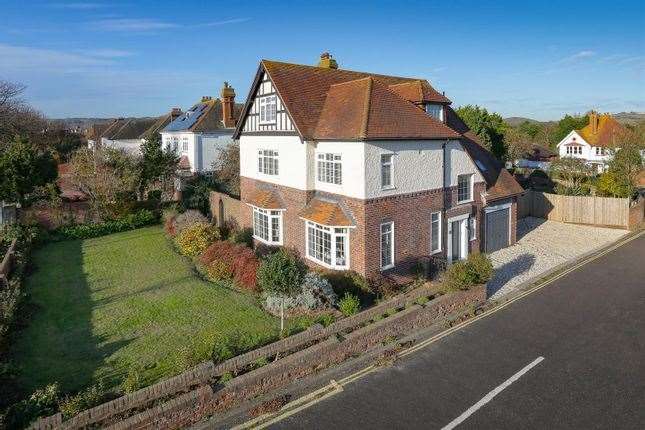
[{"xmin": 1, "ymin": 0, "xmax": 643, "ymax": 121}]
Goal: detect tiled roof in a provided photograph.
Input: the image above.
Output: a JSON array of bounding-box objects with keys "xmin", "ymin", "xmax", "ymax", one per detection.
[
  {"xmin": 577, "ymin": 114, "xmax": 626, "ymax": 148},
  {"xmin": 139, "ymin": 110, "xmax": 182, "ymax": 139},
  {"xmin": 108, "ymin": 118, "xmax": 159, "ymax": 140},
  {"xmin": 246, "ymin": 189, "xmax": 285, "ymax": 209},
  {"xmin": 246, "ymin": 60, "xmax": 458, "ymax": 140},
  {"xmin": 387, "ymin": 80, "xmax": 451, "ymax": 104},
  {"xmin": 313, "ymin": 77, "xmax": 459, "ymax": 140},
  {"xmin": 445, "ymin": 107, "xmax": 524, "ymax": 202},
  {"xmin": 164, "ymin": 99, "xmax": 244, "ymax": 133},
  {"xmin": 299, "ymin": 198, "xmax": 353, "ymax": 226}
]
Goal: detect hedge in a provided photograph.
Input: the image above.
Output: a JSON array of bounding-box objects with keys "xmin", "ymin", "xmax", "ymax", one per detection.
[{"xmin": 52, "ymin": 210, "xmax": 159, "ymax": 241}]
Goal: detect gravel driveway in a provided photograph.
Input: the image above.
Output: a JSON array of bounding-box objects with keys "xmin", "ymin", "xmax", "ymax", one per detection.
[{"xmin": 487, "ymin": 217, "xmax": 628, "ymax": 299}]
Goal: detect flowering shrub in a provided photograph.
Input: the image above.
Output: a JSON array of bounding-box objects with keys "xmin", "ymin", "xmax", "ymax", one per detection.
[
  {"xmin": 174, "ymin": 223, "xmax": 220, "ymax": 257},
  {"xmin": 206, "ymin": 260, "xmax": 234, "ymax": 282},
  {"xmin": 263, "ymin": 272, "xmax": 338, "ymax": 313},
  {"xmin": 200, "ymin": 240, "xmax": 260, "ymax": 291},
  {"xmin": 173, "ymin": 210, "xmax": 208, "ymax": 235}
]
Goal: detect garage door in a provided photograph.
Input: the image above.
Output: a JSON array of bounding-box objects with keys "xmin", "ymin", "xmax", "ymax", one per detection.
[{"xmin": 485, "ymin": 208, "xmax": 510, "ymax": 253}]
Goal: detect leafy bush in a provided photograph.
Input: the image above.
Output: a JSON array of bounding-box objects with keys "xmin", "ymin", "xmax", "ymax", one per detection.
[
  {"xmin": 53, "ymin": 209, "xmax": 159, "ymax": 240},
  {"xmin": 257, "ymin": 249, "xmax": 305, "ymax": 296},
  {"xmin": 264, "ymin": 272, "xmax": 338, "ymax": 313},
  {"xmin": 3, "ymin": 383, "xmax": 60, "ymax": 429},
  {"xmin": 444, "ymin": 253, "xmax": 493, "ymax": 291},
  {"xmin": 200, "ymin": 240, "xmax": 260, "ymax": 291},
  {"xmin": 174, "ymin": 223, "xmax": 220, "ymax": 257},
  {"xmin": 59, "ymin": 383, "xmax": 107, "ymax": 419},
  {"xmin": 316, "ymin": 313, "xmax": 336, "ymax": 327},
  {"xmin": 466, "ymin": 252, "xmax": 493, "ymax": 284},
  {"xmin": 228, "ymin": 227, "xmax": 253, "ymax": 247},
  {"xmin": 322, "ymin": 270, "xmax": 370, "ymax": 300},
  {"xmin": 338, "ymin": 293, "xmax": 360, "ymax": 316},
  {"xmin": 172, "ymin": 209, "xmax": 208, "ymax": 235},
  {"xmin": 206, "ymin": 260, "xmax": 234, "ymax": 282},
  {"xmin": 182, "ymin": 174, "xmax": 216, "ymax": 216}
]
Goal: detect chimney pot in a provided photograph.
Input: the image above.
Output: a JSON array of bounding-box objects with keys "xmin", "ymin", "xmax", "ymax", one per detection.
[{"xmin": 317, "ymin": 52, "xmax": 338, "ymax": 69}]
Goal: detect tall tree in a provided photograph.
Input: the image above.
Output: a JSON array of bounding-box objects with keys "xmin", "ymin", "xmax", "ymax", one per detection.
[
  {"xmin": 456, "ymin": 105, "xmax": 507, "ymax": 159},
  {"xmin": 503, "ymin": 127, "xmax": 534, "ymax": 162},
  {"xmin": 0, "ymin": 135, "xmax": 57, "ymax": 203},
  {"xmin": 550, "ymin": 114, "xmax": 589, "ymax": 147},
  {"xmin": 138, "ymin": 132, "xmax": 179, "ymax": 199}
]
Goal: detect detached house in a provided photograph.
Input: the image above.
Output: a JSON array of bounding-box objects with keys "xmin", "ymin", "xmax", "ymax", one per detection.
[
  {"xmin": 234, "ymin": 54, "xmax": 523, "ymax": 278},
  {"xmin": 162, "ymin": 83, "xmax": 242, "ymax": 173},
  {"xmin": 556, "ymin": 111, "xmax": 627, "ymax": 173}
]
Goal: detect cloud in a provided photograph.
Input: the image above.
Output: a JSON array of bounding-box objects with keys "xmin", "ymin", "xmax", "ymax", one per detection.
[
  {"xmin": 50, "ymin": 2, "xmax": 106, "ymax": 9},
  {"xmin": 93, "ymin": 18, "xmax": 178, "ymax": 32},
  {"xmin": 198, "ymin": 18, "xmax": 251, "ymax": 27},
  {"xmin": 559, "ymin": 50, "xmax": 596, "ymax": 63},
  {"xmin": 0, "ymin": 43, "xmax": 113, "ymax": 72}
]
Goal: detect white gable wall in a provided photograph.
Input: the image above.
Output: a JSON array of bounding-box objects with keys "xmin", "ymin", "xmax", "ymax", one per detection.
[{"xmin": 557, "ymin": 130, "xmax": 613, "ymax": 164}]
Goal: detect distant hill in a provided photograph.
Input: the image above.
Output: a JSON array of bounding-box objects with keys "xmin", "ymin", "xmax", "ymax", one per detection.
[{"xmin": 504, "ymin": 112, "xmax": 644, "ymax": 127}]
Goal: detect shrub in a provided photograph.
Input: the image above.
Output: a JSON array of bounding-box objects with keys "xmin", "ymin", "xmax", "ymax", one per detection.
[
  {"xmin": 174, "ymin": 223, "xmax": 220, "ymax": 256},
  {"xmin": 466, "ymin": 252, "xmax": 493, "ymax": 284},
  {"xmin": 59, "ymin": 383, "xmax": 107, "ymax": 419},
  {"xmin": 121, "ymin": 365, "xmax": 144, "ymax": 394},
  {"xmin": 368, "ymin": 275, "xmax": 399, "ymax": 300},
  {"xmin": 53, "ymin": 209, "xmax": 159, "ymax": 241},
  {"xmin": 219, "ymin": 371, "xmax": 233, "ymax": 384},
  {"xmin": 338, "ymin": 292, "xmax": 360, "ymax": 316},
  {"xmin": 173, "ymin": 210, "xmax": 208, "ymax": 235},
  {"xmin": 264, "ymin": 273, "xmax": 337, "ymax": 313},
  {"xmin": 322, "ymin": 270, "xmax": 371, "ymax": 302},
  {"xmin": 206, "ymin": 260, "xmax": 234, "ymax": 282},
  {"xmin": 228, "ymin": 227, "xmax": 253, "ymax": 247},
  {"xmin": 444, "ymin": 261, "xmax": 474, "ymax": 291},
  {"xmin": 3, "ymin": 383, "xmax": 60, "ymax": 429},
  {"xmin": 257, "ymin": 250, "xmax": 305, "ymax": 296},
  {"xmin": 200, "ymin": 240, "xmax": 260, "ymax": 291},
  {"xmin": 316, "ymin": 313, "xmax": 336, "ymax": 327}
]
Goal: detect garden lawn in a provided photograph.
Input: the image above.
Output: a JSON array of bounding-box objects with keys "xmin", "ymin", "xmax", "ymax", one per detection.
[{"xmin": 12, "ymin": 226, "xmax": 279, "ymax": 395}]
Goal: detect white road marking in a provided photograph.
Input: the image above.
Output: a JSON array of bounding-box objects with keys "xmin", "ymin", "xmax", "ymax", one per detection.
[{"xmin": 441, "ymin": 356, "xmax": 545, "ymax": 430}]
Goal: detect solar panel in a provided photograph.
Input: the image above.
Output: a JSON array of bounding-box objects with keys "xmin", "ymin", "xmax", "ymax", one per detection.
[{"xmin": 163, "ymin": 103, "xmax": 208, "ymax": 131}]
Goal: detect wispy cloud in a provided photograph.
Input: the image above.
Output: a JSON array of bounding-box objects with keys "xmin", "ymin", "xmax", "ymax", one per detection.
[
  {"xmin": 50, "ymin": 2, "xmax": 106, "ymax": 9},
  {"xmin": 559, "ymin": 50, "xmax": 596, "ymax": 63},
  {"xmin": 93, "ymin": 18, "xmax": 179, "ymax": 32},
  {"xmin": 0, "ymin": 43, "xmax": 113, "ymax": 72},
  {"xmin": 198, "ymin": 18, "xmax": 251, "ymax": 27}
]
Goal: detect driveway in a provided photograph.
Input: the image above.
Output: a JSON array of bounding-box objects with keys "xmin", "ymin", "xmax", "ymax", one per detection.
[{"xmin": 487, "ymin": 216, "xmax": 628, "ymax": 299}]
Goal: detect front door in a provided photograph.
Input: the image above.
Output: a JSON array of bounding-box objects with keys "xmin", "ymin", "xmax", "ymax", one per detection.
[{"xmin": 448, "ymin": 216, "xmax": 469, "ymax": 263}]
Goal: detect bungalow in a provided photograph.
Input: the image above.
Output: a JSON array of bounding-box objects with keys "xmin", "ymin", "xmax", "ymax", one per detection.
[
  {"xmin": 233, "ymin": 53, "xmax": 523, "ymax": 279},
  {"xmin": 161, "ymin": 83, "xmax": 242, "ymax": 173}
]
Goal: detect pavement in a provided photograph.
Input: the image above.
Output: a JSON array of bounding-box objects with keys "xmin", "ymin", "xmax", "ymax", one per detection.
[
  {"xmin": 268, "ymin": 232, "xmax": 645, "ymax": 430},
  {"xmin": 487, "ymin": 217, "xmax": 628, "ymax": 299}
]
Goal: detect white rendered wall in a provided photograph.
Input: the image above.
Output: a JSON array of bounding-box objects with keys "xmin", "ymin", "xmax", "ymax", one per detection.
[{"xmin": 240, "ymin": 135, "xmax": 308, "ymax": 189}]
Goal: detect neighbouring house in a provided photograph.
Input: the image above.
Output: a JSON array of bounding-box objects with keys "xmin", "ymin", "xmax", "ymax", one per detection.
[
  {"xmin": 515, "ymin": 144, "xmax": 557, "ymax": 170},
  {"xmin": 161, "ymin": 83, "xmax": 242, "ymax": 173},
  {"xmin": 233, "ymin": 53, "xmax": 524, "ymax": 279},
  {"xmin": 98, "ymin": 109, "xmax": 183, "ymax": 154},
  {"xmin": 556, "ymin": 111, "xmax": 627, "ymax": 173}
]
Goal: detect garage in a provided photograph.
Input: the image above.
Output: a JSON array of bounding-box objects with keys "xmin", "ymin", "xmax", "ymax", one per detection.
[{"xmin": 485, "ymin": 204, "xmax": 510, "ymax": 253}]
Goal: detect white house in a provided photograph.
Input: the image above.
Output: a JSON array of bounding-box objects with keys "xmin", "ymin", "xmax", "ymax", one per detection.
[
  {"xmin": 556, "ymin": 111, "xmax": 626, "ymax": 173},
  {"xmin": 162, "ymin": 83, "xmax": 241, "ymax": 173}
]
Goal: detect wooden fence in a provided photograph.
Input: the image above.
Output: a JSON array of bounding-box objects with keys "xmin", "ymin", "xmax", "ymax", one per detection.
[{"xmin": 518, "ymin": 190, "xmax": 643, "ymax": 229}]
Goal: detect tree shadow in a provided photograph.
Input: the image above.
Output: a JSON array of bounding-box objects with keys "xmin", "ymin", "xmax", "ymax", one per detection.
[
  {"xmin": 9, "ymin": 239, "xmax": 133, "ymax": 397},
  {"xmin": 487, "ymin": 253, "xmax": 536, "ymax": 298}
]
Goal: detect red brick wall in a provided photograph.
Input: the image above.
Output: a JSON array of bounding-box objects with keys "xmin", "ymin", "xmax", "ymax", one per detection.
[{"xmin": 241, "ymin": 176, "xmax": 490, "ymax": 279}]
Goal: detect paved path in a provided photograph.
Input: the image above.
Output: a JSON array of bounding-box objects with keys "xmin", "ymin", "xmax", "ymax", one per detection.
[
  {"xmin": 488, "ymin": 217, "xmax": 628, "ymax": 299},
  {"xmin": 272, "ymin": 233, "xmax": 645, "ymax": 430}
]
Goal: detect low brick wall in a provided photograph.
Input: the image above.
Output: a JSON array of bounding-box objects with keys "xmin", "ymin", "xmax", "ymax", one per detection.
[
  {"xmin": 0, "ymin": 238, "xmax": 18, "ymax": 287},
  {"xmin": 209, "ymin": 191, "xmax": 242, "ymax": 229}
]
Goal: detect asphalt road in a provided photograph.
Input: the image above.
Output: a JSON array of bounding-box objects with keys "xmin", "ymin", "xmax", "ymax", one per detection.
[{"xmin": 272, "ymin": 234, "xmax": 645, "ymax": 430}]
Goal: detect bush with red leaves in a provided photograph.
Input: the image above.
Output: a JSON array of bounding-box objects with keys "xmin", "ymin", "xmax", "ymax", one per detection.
[{"xmin": 200, "ymin": 241, "xmax": 260, "ymax": 292}]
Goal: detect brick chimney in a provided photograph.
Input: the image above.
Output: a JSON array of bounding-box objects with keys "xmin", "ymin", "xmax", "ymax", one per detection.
[
  {"xmin": 589, "ymin": 110, "xmax": 599, "ymax": 134},
  {"xmin": 221, "ymin": 82, "xmax": 236, "ymax": 128},
  {"xmin": 170, "ymin": 107, "xmax": 182, "ymax": 119},
  {"xmin": 201, "ymin": 96, "xmax": 212, "ymax": 103},
  {"xmin": 317, "ymin": 52, "xmax": 338, "ymax": 69}
]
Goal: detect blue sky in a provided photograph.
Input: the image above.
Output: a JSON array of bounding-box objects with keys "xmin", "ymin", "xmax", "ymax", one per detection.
[{"xmin": 1, "ymin": 0, "xmax": 643, "ymax": 120}]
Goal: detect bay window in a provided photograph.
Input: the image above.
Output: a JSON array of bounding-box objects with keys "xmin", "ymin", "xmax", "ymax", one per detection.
[
  {"xmin": 306, "ymin": 221, "xmax": 349, "ymax": 269},
  {"xmin": 317, "ymin": 153, "xmax": 342, "ymax": 185},
  {"xmin": 252, "ymin": 207, "xmax": 282, "ymax": 245}
]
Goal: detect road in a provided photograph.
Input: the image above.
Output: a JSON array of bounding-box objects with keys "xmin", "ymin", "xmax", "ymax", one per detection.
[{"xmin": 272, "ymin": 233, "xmax": 645, "ymax": 430}]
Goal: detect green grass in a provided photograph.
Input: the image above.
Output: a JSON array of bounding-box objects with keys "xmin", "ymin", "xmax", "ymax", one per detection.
[{"xmin": 11, "ymin": 226, "xmax": 279, "ymax": 395}]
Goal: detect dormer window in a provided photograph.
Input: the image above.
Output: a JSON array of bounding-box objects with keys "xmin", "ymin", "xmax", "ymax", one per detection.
[
  {"xmin": 425, "ymin": 103, "xmax": 444, "ymax": 121},
  {"xmin": 259, "ymin": 95, "xmax": 277, "ymax": 124}
]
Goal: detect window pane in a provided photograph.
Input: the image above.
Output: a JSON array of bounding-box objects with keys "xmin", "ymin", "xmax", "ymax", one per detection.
[
  {"xmin": 380, "ymin": 223, "xmax": 393, "ymax": 268},
  {"xmin": 271, "ymin": 216, "xmax": 280, "ymax": 242}
]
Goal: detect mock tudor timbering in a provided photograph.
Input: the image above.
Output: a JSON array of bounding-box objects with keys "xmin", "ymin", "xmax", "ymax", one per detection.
[{"xmin": 235, "ymin": 55, "xmax": 523, "ymax": 279}]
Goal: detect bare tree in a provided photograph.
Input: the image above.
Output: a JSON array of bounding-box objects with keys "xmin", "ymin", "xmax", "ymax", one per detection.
[
  {"xmin": 0, "ymin": 80, "xmax": 47, "ymax": 144},
  {"xmin": 212, "ymin": 141, "xmax": 240, "ymax": 196}
]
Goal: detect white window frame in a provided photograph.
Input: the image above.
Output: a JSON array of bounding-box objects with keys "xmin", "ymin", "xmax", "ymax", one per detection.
[
  {"xmin": 380, "ymin": 153, "xmax": 395, "ymax": 190},
  {"xmin": 316, "ymin": 153, "xmax": 342, "ymax": 185},
  {"xmin": 430, "ymin": 211, "xmax": 442, "ymax": 254},
  {"xmin": 457, "ymin": 173, "xmax": 474, "ymax": 204},
  {"xmin": 469, "ymin": 216, "xmax": 477, "ymax": 241},
  {"xmin": 252, "ymin": 207, "xmax": 283, "ymax": 245},
  {"xmin": 258, "ymin": 95, "xmax": 277, "ymax": 125},
  {"xmin": 181, "ymin": 137, "xmax": 189, "ymax": 152},
  {"xmin": 305, "ymin": 221, "xmax": 350, "ymax": 269},
  {"xmin": 258, "ymin": 149, "xmax": 279, "ymax": 176},
  {"xmin": 380, "ymin": 221, "xmax": 394, "ymax": 270}
]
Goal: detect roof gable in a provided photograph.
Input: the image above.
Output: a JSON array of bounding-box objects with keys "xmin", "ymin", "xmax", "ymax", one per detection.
[{"xmin": 577, "ymin": 114, "xmax": 626, "ymax": 147}]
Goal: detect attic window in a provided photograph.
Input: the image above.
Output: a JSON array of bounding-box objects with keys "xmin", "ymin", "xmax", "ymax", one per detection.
[
  {"xmin": 475, "ymin": 160, "xmax": 487, "ymax": 171},
  {"xmin": 259, "ymin": 95, "xmax": 277, "ymax": 124},
  {"xmin": 425, "ymin": 103, "xmax": 444, "ymax": 121}
]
